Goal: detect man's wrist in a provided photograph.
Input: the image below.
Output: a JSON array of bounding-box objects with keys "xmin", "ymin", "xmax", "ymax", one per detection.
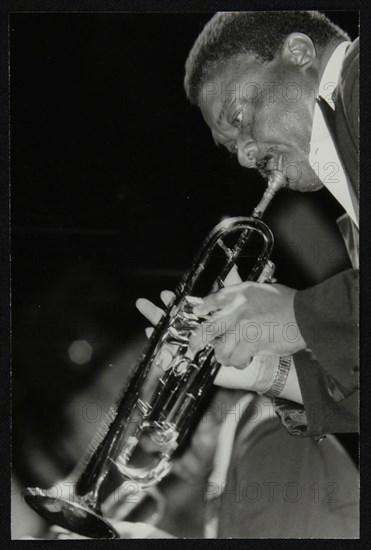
[
  {"xmin": 248, "ymin": 355, "xmax": 280, "ymax": 394},
  {"xmin": 263, "ymin": 355, "xmax": 292, "ymax": 397}
]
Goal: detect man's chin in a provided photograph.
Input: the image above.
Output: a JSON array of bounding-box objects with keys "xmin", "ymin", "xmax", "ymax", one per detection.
[
  {"xmin": 287, "ymin": 179, "xmax": 324, "ymax": 192},
  {"xmin": 286, "ymin": 166, "xmax": 324, "ymax": 192},
  {"xmin": 280, "ymin": 159, "xmax": 324, "ymax": 192}
]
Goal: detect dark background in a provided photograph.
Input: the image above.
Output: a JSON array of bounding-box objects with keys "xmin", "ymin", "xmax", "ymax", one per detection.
[{"xmin": 10, "ymin": 12, "xmax": 359, "ymax": 487}]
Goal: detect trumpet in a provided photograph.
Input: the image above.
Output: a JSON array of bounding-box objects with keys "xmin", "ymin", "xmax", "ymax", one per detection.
[{"xmin": 25, "ymin": 168, "xmax": 286, "ymax": 538}]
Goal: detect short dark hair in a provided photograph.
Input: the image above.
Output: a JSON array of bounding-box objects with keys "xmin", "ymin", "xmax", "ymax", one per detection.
[{"xmin": 184, "ymin": 11, "xmax": 350, "ymax": 104}]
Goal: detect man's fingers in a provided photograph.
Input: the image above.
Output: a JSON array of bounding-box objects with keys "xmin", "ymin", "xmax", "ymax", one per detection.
[
  {"xmin": 223, "ymin": 265, "xmax": 242, "ymax": 287},
  {"xmin": 50, "ymin": 526, "xmax": 71, "ymax": 535},
  {"xmin": 136, "ymin": 298, "xmax": 164, "ymax": 326},
  {"xmin": 214, "ymin": 334, "xmax": 252, "ymax": 368},
  {"xmin": 193, "ymin": 283, "xmax": 248, "ymax": 317},
  {"xmin": 136, "ymin": 292, "xmax": 174, "ymax": 327},
  {"xmin": 145, "ymin": 327, "xmax": 154, "ymax": 339},
  {"xmin": 189, "ymin": 317, "xmax": 228, "ymax": 352},
  {"xmin": 192, "ymin": 293, "xmax": 223, "ymax": 317},
  {"xmin": 111, "ymin": 521, "xmax": 174, "ymax": 539},
  {"xmin": 49, "ymin": 526, "xmax": 87, "ymax": 539},
  {"xmin": 160, "ymin": 290, "xmax": 175, "ymax": 306},
  {"xmin": 213, "ymin": 330, "xmax": 245, "ymax": 367}
]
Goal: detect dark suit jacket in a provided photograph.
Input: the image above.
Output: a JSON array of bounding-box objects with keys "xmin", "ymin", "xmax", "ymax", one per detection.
[{"xmin": 279, "ymin": 39, "xmax": 359, "ymax": 437}]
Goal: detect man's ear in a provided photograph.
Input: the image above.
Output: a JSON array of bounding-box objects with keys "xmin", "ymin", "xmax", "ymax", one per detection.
[{"xmin": 280, "ymin": 32, "xmax": 316, "ymax": 69}]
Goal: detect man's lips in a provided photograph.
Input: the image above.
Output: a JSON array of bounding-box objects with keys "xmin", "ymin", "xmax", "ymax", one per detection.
[
  {"xmin": 256, "ymin": 154, "xmax": 276, "ymax": 176},
  {"xmin": 256, "ymin": 153, "xmax": 289, "ymax": 186}
]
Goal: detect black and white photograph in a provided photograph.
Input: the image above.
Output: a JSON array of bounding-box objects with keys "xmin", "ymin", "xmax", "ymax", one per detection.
[{"xmin": 10, "ymin": 9, "xmax": 359, "ymax": 539}]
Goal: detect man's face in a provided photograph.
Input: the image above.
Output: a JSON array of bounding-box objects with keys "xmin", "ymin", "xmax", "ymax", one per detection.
[{"xmin": 199, "ymin": 53, "xmax": 323, "ymax": 191}]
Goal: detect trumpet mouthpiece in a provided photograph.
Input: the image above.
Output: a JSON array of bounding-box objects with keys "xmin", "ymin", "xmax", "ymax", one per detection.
[
  {"xmin": 253, "ymin": 155, "xmax": 286, "ymax": 219},
  {"xmin": 267, "ymin": 154, "xmax": 287, "ymax": 192}
]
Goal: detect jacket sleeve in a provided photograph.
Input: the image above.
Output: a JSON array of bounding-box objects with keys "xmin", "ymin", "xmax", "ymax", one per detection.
[
  {"xmin": 294, "ymin": 268, "xmax": 358, "ymax": 391},
  {"xmin": 273, "ymin": 269, "xmax": 359, "ymax": 437},
  {"xmin": 273, "ymin": 349, "xmax": 358, "ymax": 438}
]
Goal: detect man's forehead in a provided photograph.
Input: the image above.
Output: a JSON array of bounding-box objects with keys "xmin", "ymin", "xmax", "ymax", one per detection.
[
  {"xmin": 199, "ymin": 91, "xmax": 237, "ymax": 146},
  {"xmin": 199, "ymin": 66, "xmax": 236, "ymax": 107},
  {"xmin": 199, "ymin": 81, "xmax": 223, "ymax": 127},
  {"xmin": 198, "ymin": 68, "xmax": 240, "ymax": 128},
  {"xmin": 198, "ymin": 55, "xmax": 263, "ymax": 117},
  {"xmin": 199, "ymin": 89, "xmax": 222, "ymax": 136}
]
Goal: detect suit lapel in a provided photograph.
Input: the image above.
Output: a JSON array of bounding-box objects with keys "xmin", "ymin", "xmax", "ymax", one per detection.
[{"xmin": 317, "ymin": 96, "xmax": 359, "ymax": 226}]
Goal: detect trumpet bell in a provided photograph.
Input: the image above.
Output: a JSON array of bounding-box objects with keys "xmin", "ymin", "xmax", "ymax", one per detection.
[{"xmin": 24, "ymin": 488, "xmax": 119, "ymax": 539}]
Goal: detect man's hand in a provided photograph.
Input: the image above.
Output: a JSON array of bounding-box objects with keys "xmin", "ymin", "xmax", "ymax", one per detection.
[
  {"xmin": 111, "ymin": 521, "xmax": 175, "ymax": 538},
  {"xmin": 135, "ymin": 287, "xmax": 271, "ymax": 393},
  {"xmin": 189, "ymin": 281, "xmax": 306, "ymax": 367},
  {"xmin": 135, "ymin": 265, "xmax": 242, "ymax": 338},
  {"xmin": 136, "ymin": 290, "xmax": 175, "ymax": 339},
  {"xmin": 21, "ymin": 522, "xmax": 176, "ymax": 539}
]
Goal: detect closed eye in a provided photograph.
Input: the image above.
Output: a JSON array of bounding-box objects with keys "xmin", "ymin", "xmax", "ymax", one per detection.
[{"xmin": 231, "ymin": 109, "xmax": 244, "ymax": 129}]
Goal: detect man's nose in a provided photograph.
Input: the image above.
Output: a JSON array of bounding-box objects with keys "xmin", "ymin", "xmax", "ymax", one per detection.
[{"xmin": 237, "ymin": 138, "xmax": 258, "ymax": 168}]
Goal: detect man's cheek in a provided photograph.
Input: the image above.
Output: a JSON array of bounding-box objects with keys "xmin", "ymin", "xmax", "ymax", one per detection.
[{"xmin": 285, "ymin": 162, "xmax": 302, "ymax": 182}]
